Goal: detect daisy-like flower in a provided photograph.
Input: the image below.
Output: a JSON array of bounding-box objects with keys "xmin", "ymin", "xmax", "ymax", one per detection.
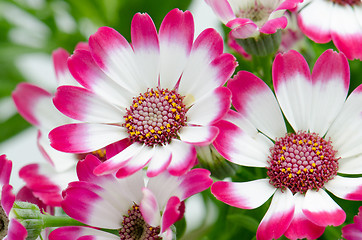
[
  {"xmin": 211, "ymin": 49, "xmax": 362, "ymax": 239},
  {"xmin": 204, "ymin": 0, "xmax": 302, "ymax": 39},
  {"xmin": 49, "ymin": 8, "xmax": 236, "ymax": 178},
  {"xmin": 48, "ymin": 154, "xmax": 213, "ymax": 240},
  {"xmin": 342, "ymin": 206, "xmax": 362, "ymax": 240},
  {"xmin": 0, "ymin": 155, "xmax": 28, "ymax": 239},
  {"xmin": 297, "ymin": 0, "xmax": 362, "ymax": 60}
]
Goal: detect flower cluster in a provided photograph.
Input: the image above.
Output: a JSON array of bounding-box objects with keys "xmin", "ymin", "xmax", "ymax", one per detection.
[{"xmin": 3, "ymin": 1, "xmax": 362, "ymax": 240}]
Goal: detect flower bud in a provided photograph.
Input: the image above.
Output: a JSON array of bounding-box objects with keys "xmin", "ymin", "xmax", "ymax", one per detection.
[{"xmin": 235, "ymin": 31, "xmax": 281, "ymax": 56}]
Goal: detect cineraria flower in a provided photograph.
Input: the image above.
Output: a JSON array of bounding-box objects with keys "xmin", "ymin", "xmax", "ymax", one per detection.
[
  {"xmin": 48, "ymin": 154, "xmax": 213, "ymax": 240},
  {"xmin": 297, "ymin": 0, "xmax": 362, "ymax": 60},
  {"xmin": 204, "ymin": 0, "xmax": 302, "ymax": 39},
  {"xmin": 0, "ymin": 155, "xmax": 28, "ymax": 239},
  {"xmin": 342, "ymin": 206, "xmax": 362, "ymax": 240},
  {"xmin": 12, "ymin": 48, "xmax": 81, "ymax": 206},
  {"xmin": 211, "ymin": 49, "xmax": 362, "ymax": 239},
  {"xmin": 49, "ymin": 8, "xmax": 236, "ymax": 178}
]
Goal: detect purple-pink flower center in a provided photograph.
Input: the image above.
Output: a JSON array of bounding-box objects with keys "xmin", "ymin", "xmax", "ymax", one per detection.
[
  {"xmin": 119, "ymin": 204, "xmax": 161, "ymax": 240},
  {"xmin": 267, "ymin": 131, "xmax": 339, "ymax": 194},
  {"xmin": 123, "ymin": 88, "xmax": 187, "ymax": 146},
  {"xmin": 331, "ymin": 0, "xmax": 361, "ymax": 5}
]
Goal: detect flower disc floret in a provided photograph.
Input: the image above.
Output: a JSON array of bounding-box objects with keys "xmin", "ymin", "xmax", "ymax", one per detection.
[
  {"xmin": 267, "ymin": 131, "xmax": 339, "ymax": 194},
  {"xmin": 119, "ymin": 204, "xmax": 161, "ymax": 240},
  {"xmin": 123, "ymin": 88, "xmax": 187, "ymax": 146}
]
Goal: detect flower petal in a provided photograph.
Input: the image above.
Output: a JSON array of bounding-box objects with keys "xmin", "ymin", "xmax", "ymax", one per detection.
[
  {"xmin": 54, "ymin": 86, "xmax": 124, "ymax": 123},
  {"xmin": 89, "ymin": 26, "xmax": 143, "ymax": 93},
  {"xmin": 67, "ymin": 49, "xmax": 133, "ymax": 107},
  {"xmin": 179, "ymin": 125, "xmax": 219, "ymax": 146},
  {"xmin": 93, "ymin": 143, "xmax": 143, "ymax": 175},
  {"xmin": 302, "ymin": 189, "xmax": 346, "ymax": 227},
  {"xmin": 140, "ymin": 188, "xmax": 161, "ymax": 227},
  {"xmin": 159, "ymin": 9, "xmax": 194, "ymax": 89},
  {"xmin": 297, "ymin": 0, "xmax": 332, "ymax": 43},
  {"xmin": 49, "ymin": 226, "xmax": 118, "ymax": 240},
  {"xmin": 325, "ymin": 175, "xmax": 362, "ymax": 201},
  {"xmin": 146, "ymin": 145, "xmax": 172, "ymax": 177},
  {"xmin": 338, "ymin": 155, "xmax": 362, "ymax": 175},
  {"xmin": 204, "ymin": 0, "xmax": 235, "ymax": 23},
  {"xmin": 7, "ymin": 219, "xmax": 28, "ymax": 240},
  {"xmin": 1, "ymin": 184, "xmax": 15, "ymax": 215},
  {"xmin": 0, "ymin": 155, "xmax": 12, "ymax": 187},
  {"xmin": 284, "ymin": 193, "xmax": 325, "ymax": 240},
  {"xmin": 186, "ymin": 87, "xmax": 231, "ymax": 126},
  {"xmin": 228, "ymin": 71, "xmax": 286, "ymax": 139},
  {"xmin": 49, "ymin": 123, "xmax": 127, "ymax": 153},
  {"xmin": 273, "ymin": 50, "xmax": 312, "ymax": 132},
  {"xmin": 178, "ymin": 168, "xmax": 213, "ymax": 200},
  {"xmin": 52, "ymin": 48, "xmax": 79, "ymax": 86},
  {"xmin": 260, "ymin": 16, "xmax": 288, "ymax": 34},
  {"xmin": 167, "ymin": 140, "xmax": 196, "ymax": 176},
  {"xmin": 256, "ymin": 188, "xmax": 295, "ymax": 240},
  {"xmin": 161, "ymin": 196, "xmax": 183, "ymax": 232},
  {"xmin": 309, "ymin": 49, "xmax": 349, "ymax": 136},
  {"xmin": 213, "ymin": 120, "xmax": 271, "ymax": 167},
  {"xmin": 211, "ymin": 179, "xmax": 276, "ymax": 209}
]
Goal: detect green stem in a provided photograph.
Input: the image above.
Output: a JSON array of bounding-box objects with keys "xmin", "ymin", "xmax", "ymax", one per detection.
[{"xmin": 42, "ymin": 215, "xmax": 87, "ymax": 228}]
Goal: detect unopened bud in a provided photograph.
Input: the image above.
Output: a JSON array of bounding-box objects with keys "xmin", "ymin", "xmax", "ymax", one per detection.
[{"xmin": 235, "ymin": 30, "xmax": 281, "ymax": 56}]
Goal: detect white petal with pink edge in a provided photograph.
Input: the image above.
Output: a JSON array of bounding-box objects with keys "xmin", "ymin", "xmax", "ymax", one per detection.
[
  {"xmin": 213, "ymin": 120, "xmax": 272, "ymax": 167},
  {"xmin": 131, "ymin": 13, "xmax": 160, "ymax": 89},
  {"xmin": 49, "ymin": 226, "xmax": 119, "ymax": 240},
  {"xmin": 228, "ymin": 71, "xmax": 286, "ymax": 140},
  {"xmin": 52, "ymin": 48, "xmax": 80, "ymax": 86},
  {"xmin": 89, "ymin": 27, "xmax": 144, "ymax": 94},
  {"xmin": 67, "ymin": 49, "xmax": 133, "ymax": 108},
  {"xmin": 147, "ymin": 145, "xmax": 172, "ymax": 177},
  {"xmin": 178, "ymin": 28, "xmax": 225, "ymax": 94},
  {"xmin": 49, "ymin": 123, "xmax": 127, "ymax": 153},
  {"xmin": 12, "ymin": 83, "xmax": 70, "ymax": 130},
  {"xmin": 273, "ymin": 50, "xmax": 312, "ymax": 132},
  {"xmin": 309, "ymin": 49, "xmax": 349, "ymax": 136},
  {"xmin": 338, "ymin": 155, "xmax": 362, "ymax": 175},
  {"xmin": 330, "ymin": 4, "xmax": 362, "ymax": 60},
  {"xmin": 159, "ymin": 9, "xmax": 194, "ymax": 89},
  {"xmin": 1, "ymin": 185, "xmax": 15, "ymax": 215},
  {"xmin": 161, "ymin": 196, "xmax": 183, "ymax": 233},
  {"xmin": 186, "ymin": 87, "xmax": 231, "ymax": 126},
  {"xmin": 211, "ymin": 179, "xmax": 276, "ymax": 209},
  {"xmin": 0, "ymin": 155, "xmax": 12, "ymax": 187},
  {"xmin": 179, "ymin": 125, "xmax": 219, "ymax": 146},
  {"xmin": 284, "ymin": 193, "xmax": 325, "ymax": 240},
  {"xmin": 260, "ymin": 16, "xmax": 288, "ymax": 34},
  {"xmin": 204, "ymin": 0, "xmax": 235, "ymax": 23},
  {"xmin": 181, "ymin": 53, "xmax": 236, "ymax": 104},
  {"xmin": 115, "ymin": 146, "xmax": 154, "ymax": 178},
  {"xmin": 297, "ymin": 0, "xmax": 332, "ymax": 43},
  {"xmin": 54, "ymin": 86, "xmax": 124, "ymax": 123},
  {"xmin": 178, "ymin": 168, "xmax": 212, "ymax": 200},
  {"xmin": 256, "ymin": 188, "xmax": 295, "ymax": 240},
  {"xmin": 93, "ymin": 142, "xmax": 144, "ymax": 175},
  {"xmin": 167, "ymin": 139, "xmax": 196, "ymax": 176},
  {"xmin": 325, "ymin": 175, "xmax": 362, "ymax": 201},
  {"xmin": 302, "ymin": 189, "xmax": 346, "ymax": 227},
  {"xmin": 140, "ymin": 188, "xmax": 161, "ymax": 227},
  {"xmin": 326, "ymin": 85, "xmax": 362, "ymax": 159}
]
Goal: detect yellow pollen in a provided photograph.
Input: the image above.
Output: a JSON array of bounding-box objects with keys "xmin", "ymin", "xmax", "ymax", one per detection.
[
  {"xmin": 312, "ymin": 147, "xmax": 316, "ymax": 151},
  {"xmin": 175, "ymin": 115, "xmax": 180, "ymax": 120},
  {"xmin": 297, "ymin": 170, "xmax": 301, "ymax": 174},
  {"xmin": 293, "ymin": 140, "xmax": 296, "ymax": 143},
  {"xmin": 172, "ymin": 102, "xmax": 177, "ymax": 107},
  {"xmin": 156, "ymin": 93, "xmax": 159, "ymax": 97},
  {"xmin": 320, "ymin": 155, "xmax": 324, "ymax": 159},
  {"xmin": 172, "ymin": 95, "xmax": 176, "ymax": 99},
  {"xmin": 282, "ymin": 146, "xmax": 286, "ymax": 151},
  {"xmin": 167, "ymin": 129, "xmax": 171, "ymax": 132},
  {"xmin": 149, "ymin": 92, "xmax": 153, "ymax": 96},
  {"xmin": 166, "ymin": 123, "xmax": 171, "ymax": 128},
  {"xmin": 177, "ymin": 106, "xmax": 181, "ymax": 110},
  {"xmin": 160, "ymin": 126, "xmax": 165, "ymax": 130},
  {"xmin": 130, "ymin": 132, "xmax": 135, "ymax": 136},
  {"xmin": 133, "ymin": 103, "xmax": 138, "ymax": 108},
  {"xmin": 168, "ymin": 99, "xmax": 173, "ymax": 103},
  {"xmin": 319, "ymin": 145, "xmax": 323, "ymax": 149},
  {"xmin": 157, "ymin": 130, "xmax": 162, "ymax": 134},
  {"xmin": 146, "ymin": 133, "xmax": 150, "ymax": 137},
  {"xmin": 164, "ymin": 96, "xmax": 169, "ymax": 100},
  {"xmin": 316, "ymin": 151, "xmax": 320, "ymax": 155},
  {"xmin": 303, "ymin": 139, "xmax": 307, "ymax": 143},
  {"xmin": 278, "ymin": 160, "xmax": 280, "ymax": 164},
  {"xmin": 154, "ymin": 135, "xmax": 158, "ymax": 139},
  {"xmin": 312, "ymin": 163, "xmax": 316, "ymax": 167},
  {"xmin": 140, "ymin": 96, "xmax": 144, "ymax": 100},
  {"xmin": 138, "ymin": 100, "xmax": 142, "ymax": 104},
  {"xmin": 314, "ymin": 143, "xmax": 318, "ymax": 147},
  {"xmin": 310, "ymin": 169, "xmax": 314, "ymax": 173},
  {"xmin": 303, "ymin": 168, "xmax": 307, "ymax": 172},
  {"xmin": 150, "ymin": 129, "xmax": 155, "ymax": 133},
  {"xmin": 128, "ymin": 126, "xmax": 133, "ymax": 130},
  {"xmin": 287, "ymin": 168, "xmax": 291, "ymax": 172},
  {"xmin": 135, "ymin": 131, "xmax": 140, "ymax": 135},
  {"xmin": 308, "ymin": 140, "xmax": 312, "ymax": 145},
  {"xmin": 281, "ymin": 168, "xmax": 286, "ymax": 173},
  {"xmin": 298, "ymin": 140, "xmax": 303, "ymax": 144},
  {"xmin": 128, "ymin": 116, "xmax": 132, "ymax": 120},
  {"xmin": 280, "ymin": 156, "xmax": 285, "ymax": 161},
  {"xmin": 126, "ymin": 123, "xmax": 130, "ymax": 128},
  {"xmin": 289, "ymin": 173, "xmax": 292, "ymax": 178}
]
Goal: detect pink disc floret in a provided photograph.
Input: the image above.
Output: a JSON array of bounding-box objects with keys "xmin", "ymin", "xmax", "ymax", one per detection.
[
  {"xmin": 267, "ymin": 131, "xmax": 339, "ymax": 194},
  {"xmin": 123, "ymin": 88, "xmax": 187, "ymax": 146}
]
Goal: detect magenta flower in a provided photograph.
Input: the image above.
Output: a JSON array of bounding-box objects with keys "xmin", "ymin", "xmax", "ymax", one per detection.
[
  {"xmin": 211, "ymin": 49, "xmax": 362, "ymax": 239},
  {"xmin": 297, "ymin": 0, "xmax": 362, "ymax": 60},
  {"xmin": 342, "ymin": 206, "xmax": 362, "ymax": 240},
  {"xmin": 0, "ymin": 155, "xmax": 27, "ymax": 239},
  {"xmin": 205, "ymin": 0, "xmax": 302, "ymax": 39},
  {"xmin": 49, "ymin": 9, "xmax": 236, "ymax": 178},
  {"xmin": 48, "ymin": 155, "xmax": 213, "ymax": 240}
]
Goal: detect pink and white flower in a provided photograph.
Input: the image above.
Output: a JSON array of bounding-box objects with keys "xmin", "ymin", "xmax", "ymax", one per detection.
[
  {"xmin": 211, "ymin": 49, "xmax": 362, "ymax": 239},
  {"xmin": 297, "ymin": 0, "xmax": 362, "ymax": 60},
  {"xmin": 342, "ymin": 206, "xmax": 362, "ymax": 240},
  {"xmin": 48, "ymin": 154, "xmax": 213, "ymax": 240},
  {"xmin": 49, "ymin": 9, "xmax": 236, "ymax": 178},
  {"xmin": 205, "ymin": 0, "xmax": 302, "ymax": 39},
  {"xmin": 0, "ymin": 155, "xmax": 28, "ymax": 240}
]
